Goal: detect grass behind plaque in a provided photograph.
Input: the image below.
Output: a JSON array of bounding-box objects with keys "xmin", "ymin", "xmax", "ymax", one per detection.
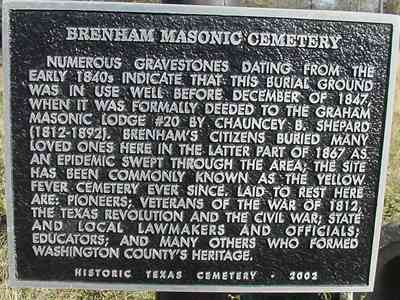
[{"xmin": 383, "ymin": 68, "xmax": 400, "ymax": 222}]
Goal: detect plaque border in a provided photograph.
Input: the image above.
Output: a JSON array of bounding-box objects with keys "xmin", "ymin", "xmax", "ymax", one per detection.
[{"xmin": 3, "ymin": 0, "xmax": 400, "ymax": 293}]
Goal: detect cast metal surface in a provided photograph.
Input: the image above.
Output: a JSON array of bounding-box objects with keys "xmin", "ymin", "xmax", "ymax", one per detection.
[{"xmin": 3, "ymin": 0, "xmax": 399, "ymax": 293}]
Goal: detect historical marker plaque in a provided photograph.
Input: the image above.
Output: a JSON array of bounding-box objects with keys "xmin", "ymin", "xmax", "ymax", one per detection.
[{"xmin": 4, "ymin": 0, "xmax": 399, "ymax": 292}]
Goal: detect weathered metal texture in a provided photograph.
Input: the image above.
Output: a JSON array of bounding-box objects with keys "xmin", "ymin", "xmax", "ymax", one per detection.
[
  {"xmin": 158, "ymin": 3, "xmax": 231, "ymax": 300},
  {"xmin": 9, "ymin": 8, "xmax": 393, "ymax": 286},
  {"xmin": 5, "ymin": 0, "xmax": 399, "ymax": 297}
]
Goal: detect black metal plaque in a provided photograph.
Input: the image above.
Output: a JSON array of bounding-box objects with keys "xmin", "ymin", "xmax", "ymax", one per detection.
[{"xmin": 4, "ymin": 0, "xmax": 399, "ymax": 293}]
